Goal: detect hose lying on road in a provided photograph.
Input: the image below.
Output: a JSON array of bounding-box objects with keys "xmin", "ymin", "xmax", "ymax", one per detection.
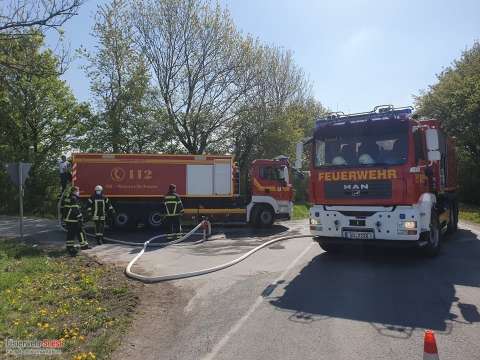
[
  {"xmin": 125, "ymin": 233, "xmax": 311, "ymax": 283},
  {"xmin": 57, "ymin": 189, "xmax": 312, "ymax": 283}
]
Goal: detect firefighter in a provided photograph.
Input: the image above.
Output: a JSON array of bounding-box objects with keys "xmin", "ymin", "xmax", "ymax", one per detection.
[
  {"xmin": 87, "ymin": 185, "xmax": 115, "ymax": 245},
  {"xmin": 62, "ymin": 186, "xmax": 89, "ymax": 256},
  {"xmin": 58, "ymin": 155, "xmax": 70, "ymax": 194},
  {"xmin": 164, "ymin": 184, "xmax": 184, "ymax": 239}
]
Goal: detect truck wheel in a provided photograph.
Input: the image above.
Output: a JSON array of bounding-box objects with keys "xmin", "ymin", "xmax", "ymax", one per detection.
[
  {"xmin": 255, "ymin": 206, "xmax": 274, "ymax": 227},
  {"xmin": 422, "ymin": 209, "xmax": 441, "ymax": 257},
  {"xmin": 114, "ymin": 212, "xmax": 134, "ymax": 230},
  {"xmin": 319, "ymin": 243, "xmax": 342, "ymax": 253},
  {"xmin": 147, "ymin": 211, "xmax": 164, "ymax": 229},
  {"xmin": 447, "ymin": 201, "xmax": 458, "ymax": 234},
  {"xmin": 315, "ymin": 238, "xmax": 342, "ymax": 254}
]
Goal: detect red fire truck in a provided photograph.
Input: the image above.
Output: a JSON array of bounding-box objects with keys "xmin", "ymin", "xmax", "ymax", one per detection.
[
  {"xmin": 72, "ymin": 153, "xmax": 293, "ymax": 228},
  {"xmin": 296, "ymin": 105, "xmax": 458, "ymax": 256}
]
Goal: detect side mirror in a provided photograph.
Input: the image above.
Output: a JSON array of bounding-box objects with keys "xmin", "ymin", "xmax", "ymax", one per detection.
[
  {"xmin": 425, "ymin": 129, "xmax": 439, "ymax": 151},
  {"xmin": 427, "ymin": 150, "xmax": 441, "ymax": 161}
]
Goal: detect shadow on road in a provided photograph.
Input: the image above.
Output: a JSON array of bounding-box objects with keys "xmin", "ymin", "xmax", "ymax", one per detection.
[
  {"xmin": 269, "ymin": 229, "xmax": 480, "ymax": 338},
  {"xmin": 190, "ymin": 225, "xmax": 302, "ymax": 257}
]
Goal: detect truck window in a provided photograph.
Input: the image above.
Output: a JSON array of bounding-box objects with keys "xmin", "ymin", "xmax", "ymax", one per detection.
[
  {"xmin": 260, "ymin": 166, "xmax": 285, "ymax": 181},
  {"xmin": 315, "ymin": 130, "xmax": 408, "ymax": 167},
  {"xmin": 413, "ymin": 130, "xmax": 425, "ymax": 164},
  {"xmin": 260, "ymin": 167, "xmax": 274, "ymax": 180}
]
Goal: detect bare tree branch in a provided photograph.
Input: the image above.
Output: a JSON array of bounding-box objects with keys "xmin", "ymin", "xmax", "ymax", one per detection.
[{"xmin": 0, "ymin": 0, "xmax": 84, "ymax": 33}]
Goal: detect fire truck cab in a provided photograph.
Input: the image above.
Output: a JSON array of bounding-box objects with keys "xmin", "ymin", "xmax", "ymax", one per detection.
[{"xmin": 301, "ymin": 105, "xmax": 458, "ymax": 256}]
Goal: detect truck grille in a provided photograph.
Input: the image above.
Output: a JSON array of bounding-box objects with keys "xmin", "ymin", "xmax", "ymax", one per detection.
[{"xmin": 324, "ymin": 180, "xmax": 392, "ymax": 200}]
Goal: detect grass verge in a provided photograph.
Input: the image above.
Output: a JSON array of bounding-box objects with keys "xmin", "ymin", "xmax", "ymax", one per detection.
[
  {"xmin": 459, "ymin": 203, "xmax": 480, "ymax": 225},
  {"xmin": 293, "ymin": 203, "xmax": 310, "ymax": 220},
  {"xmin": 0, "ymin": 238, "xmax": 139, "ymax": 360}
]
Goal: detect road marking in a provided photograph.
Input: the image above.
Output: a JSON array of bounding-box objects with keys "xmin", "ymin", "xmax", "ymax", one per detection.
[{"xmin": 201, "ymin": 240, "xmax": 314, "ymax": 360}]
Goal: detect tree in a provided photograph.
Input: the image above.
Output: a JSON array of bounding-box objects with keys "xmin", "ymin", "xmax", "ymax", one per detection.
[
  {"xmin": 0, "ymin": 0, "xmax": 84, "ymax": 78},
  {"xmin": 233, "ymin": 46, "xmax": 323, "ymax": 174},
  {"xmin": 132, "ymin": 0, "xmax": 257, "ymax": 154},
  {"xmin": 415, "ymin": 41, "xmax": 480, "ymax": 204},
  {"xmin": 83, "ymin": 0, "xmax": 167, "ymax": 153},
  {"xmin": 0, "ymin": 34, "xmax": 89, "ymax": 214},
  {"xmin": 0, "ymin": 0, "xmax": 83, "ymax": 34}
]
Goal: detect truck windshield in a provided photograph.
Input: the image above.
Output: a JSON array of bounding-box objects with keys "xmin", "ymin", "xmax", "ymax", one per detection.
[{"xmin": 314, "ymin": 129, "xmax": 408, "ymax": 167}]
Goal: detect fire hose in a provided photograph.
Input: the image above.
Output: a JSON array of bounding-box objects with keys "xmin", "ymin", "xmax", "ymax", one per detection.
[
  {"xmin": 57, "ymin": 190, "xmax": 311, "ymax": 283},
  {"xmin": 125, "ymin": 233, "xmax": 311, "ymax": 283}
]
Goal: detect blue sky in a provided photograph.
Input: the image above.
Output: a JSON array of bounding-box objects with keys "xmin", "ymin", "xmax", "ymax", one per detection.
[{"xmin": 48, "ymin": 0, "xmax": 480, "ymax": 113}]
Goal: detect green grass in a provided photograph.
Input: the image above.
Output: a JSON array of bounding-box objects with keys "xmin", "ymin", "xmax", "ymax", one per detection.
[
  {"xmin": 293, "ymin": 203, "xmax": 310, "ymax": 220},
  {"xmin": 459, "ymin": 203, "xmax": 480, "ymax": 225},
  {"xmin": 0, "ymin": 239, "xmax": 139, "ymax": 360}
]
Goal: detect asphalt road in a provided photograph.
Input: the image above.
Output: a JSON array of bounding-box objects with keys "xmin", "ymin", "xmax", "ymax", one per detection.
[{"xmin": 2, "ymin": 216, "xmax": 480, "ymax": 359}]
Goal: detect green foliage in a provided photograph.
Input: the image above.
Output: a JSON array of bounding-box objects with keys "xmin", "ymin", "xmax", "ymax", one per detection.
[
  {"xmin": 292, "ymin": 204, "xmax": 310, "ymax": 220},
  {"xmin": 293, "ymin": 171, "xmax": 310, "ymax": 203},
  {"xmin": 459, "ymin": 203, "xmax": 480, "ymax": 225},
  {"xmin": 415, "ymin": 41, "xmax": 480, "ymax": 205},
  {"xmin": 82, "ymin": 0, "xmax": 169, "ymax": 153},
  {"xmin": 0, "ymin": 34, "xmax": 89, "ymax": 215},
  {"xmin": 0, "ymin": 238, "xmax": 138, "ymax": 359}
]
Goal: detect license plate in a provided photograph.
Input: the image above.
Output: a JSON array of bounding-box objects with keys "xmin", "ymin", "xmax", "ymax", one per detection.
[{"xmin": 342, "ymin": 231, "xmax": 374, "ymax": 240}]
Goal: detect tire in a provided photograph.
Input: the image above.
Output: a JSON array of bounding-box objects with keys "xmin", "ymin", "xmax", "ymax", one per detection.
[
  {"xmin": 422, "ymin": 209, "xmax": 441, "ymax": 257},
  {"xmin": 318, "ymin": 242, "xmax": 342, "ymax": 253},
  {"xmin": 255, "ymin": 205, "xmax": 275, "ymax": 227},
  {"xmin": 147, "ymin": 210, "xmax": 164, "ymax": 229},
  {"xmin": 446, "ymin": 200, "xmax": 459, "ymax": 234},
  {"xmin": 114, "ymin": 212, "xmax": 134, "ymax": 230}
]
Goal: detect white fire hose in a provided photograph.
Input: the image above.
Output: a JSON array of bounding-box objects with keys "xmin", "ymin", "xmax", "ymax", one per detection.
[
  {"xmin": 126, "ymin": 233, "xmax": 311, "ymax": 283},
  {"xmin": 57, "ymin": 190, "xmax": 311, "ymax": 283}
]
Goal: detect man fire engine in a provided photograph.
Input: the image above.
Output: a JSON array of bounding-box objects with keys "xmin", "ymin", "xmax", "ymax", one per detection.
[{"xmin": 296, "ymin": 105, "xmax": 458, "ymax": 256}]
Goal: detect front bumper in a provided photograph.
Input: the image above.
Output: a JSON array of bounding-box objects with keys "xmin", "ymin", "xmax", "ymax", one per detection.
[
  {"xmin": 309, "ymin": 205, "xmax": 423, "ymax": 242},
  {"xmin": 313, "ymin": 236, "xmax": 427, "ymax": 248},
  {"xmin": 277, "ymin": 200, "xmax": 293, "ymax": 220}
]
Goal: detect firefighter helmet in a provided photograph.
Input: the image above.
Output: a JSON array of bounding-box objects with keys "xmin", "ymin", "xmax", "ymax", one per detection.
[{"xmin": 95, "ymin": 185, "xmax": 103, "ymax": 193}]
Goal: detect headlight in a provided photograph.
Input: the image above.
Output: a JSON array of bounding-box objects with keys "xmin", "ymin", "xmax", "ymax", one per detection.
[
  {"xmin": 309, "ymin": 218, "xmax": 321, "ymax": 225},
  {"xmin": 398, "ymin": 221, "xmax": 417, "ymax": 230},
  {"xmin": 397, "ymin": 221, "xmax": 417, "ymax": 235}
]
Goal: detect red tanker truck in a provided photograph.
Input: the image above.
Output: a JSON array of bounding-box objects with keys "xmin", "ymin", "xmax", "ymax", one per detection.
[
  {"xmin": 72, "ymin": 153, "xmax": 293, "ymax": 228},
  {"xmin": 296, "ymin": 105, "xmax": 458, "ymax": 256}
]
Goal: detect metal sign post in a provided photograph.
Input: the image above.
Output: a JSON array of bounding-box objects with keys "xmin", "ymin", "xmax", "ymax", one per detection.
[
  {"xmin": 19, "ymin": 163, "xmax": 23, "ymax": 239},
  {"xmin": 6, "ymin": 162, "xmax": 32, "ymax": 240}
]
